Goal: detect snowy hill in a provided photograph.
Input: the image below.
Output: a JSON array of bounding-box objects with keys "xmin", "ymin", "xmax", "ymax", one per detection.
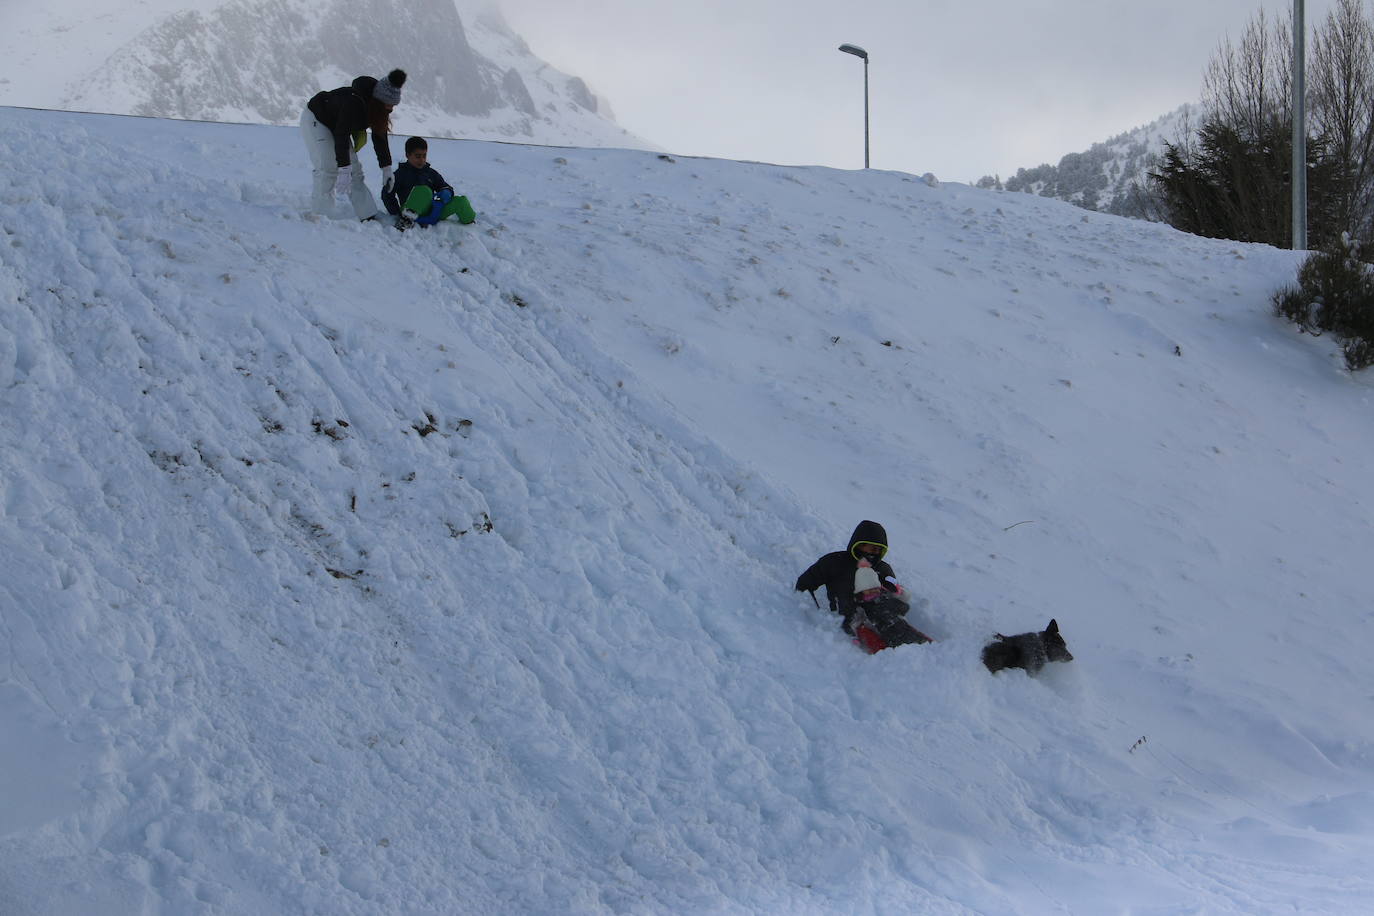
[
  {"xmin": 0, "ymin": 0, "xmax": 645, "ymax": 150},
  {"xmin": 3, "ymin": 104, "xmax": 1374, "ymax": 914},
  {"xmin": 987, "ymin": 104, "xmax": 1196, "ymax": 219}
]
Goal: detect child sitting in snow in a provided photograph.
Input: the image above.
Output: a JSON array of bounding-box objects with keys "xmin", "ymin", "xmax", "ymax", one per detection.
[
  {"xmin": 382, "ymin": 136, "xmax": 476, "ymax": 231},
  {"xmin": 849, "ymin": 560, "xmax": 932, "ymax": 654},
  {"xmin": 795, "ymin": 519, "xmax": 897, "ymax": 634}
]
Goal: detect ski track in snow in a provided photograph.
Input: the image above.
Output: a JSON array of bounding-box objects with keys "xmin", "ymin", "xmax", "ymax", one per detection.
[{"xmin": 2, "ymin": 106, "xmax": 1374, "ymax": 914}]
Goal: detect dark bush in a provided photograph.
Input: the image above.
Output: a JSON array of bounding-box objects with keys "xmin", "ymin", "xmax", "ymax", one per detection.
[
  {"xmin": 1273, "ymin": 236, "xmax": 1374, "ymax": 369},
  {"xmin": 1153, "ymin": 120, "xmax": 1344, "ymax": 249}
]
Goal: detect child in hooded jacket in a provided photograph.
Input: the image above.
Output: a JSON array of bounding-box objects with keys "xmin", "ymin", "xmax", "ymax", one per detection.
[
  {"xmin": 795, "ymin": 519, "xmax": 931, "ymax": 651},
  {"xmin": 382, "ymin": 136, "xmax": 476, "ymax": 231},
  {"xmin": 795, "ymin": 519, "xmax": 896, "ymax": 634}
]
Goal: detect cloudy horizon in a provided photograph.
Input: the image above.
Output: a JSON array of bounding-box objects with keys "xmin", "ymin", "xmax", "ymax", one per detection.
[
  {"xmin": 0, "ymin": 0, "xmax": 1348, "ymax": 182},
  {"xmin": 496, "ymin": 0, "xmax": 1342, "ymax": 182}
]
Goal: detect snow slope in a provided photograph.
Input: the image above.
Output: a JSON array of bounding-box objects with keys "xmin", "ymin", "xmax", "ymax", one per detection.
[{"xmin": 2, "ymin": 105, "xmax": 1374, "ymax": 914}]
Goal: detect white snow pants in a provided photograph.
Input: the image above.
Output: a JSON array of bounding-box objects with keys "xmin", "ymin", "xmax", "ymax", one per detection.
[{"xmin": 300, "ymin": 108, "xmax": 378, "ymax": 220}]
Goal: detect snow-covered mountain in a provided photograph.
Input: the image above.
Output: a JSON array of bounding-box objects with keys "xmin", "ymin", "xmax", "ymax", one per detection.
[
  {"xmin": 984, "ymin": 104, "xmax": 1196, "ymax": 220},
  {"xmin": 0, "ymin": 0, "xmax": 647, "ymax": 150},
  {"xmin": 4, "ymin": 103, "xmax": 1374, "ymax": 914}
]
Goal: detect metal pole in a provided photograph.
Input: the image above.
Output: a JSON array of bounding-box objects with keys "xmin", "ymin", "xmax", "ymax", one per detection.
[
  {"xmin": 838, "ymin": 44, "xmax": 870, "ymax": 170},
  {"xmin": 1293, "ymin": 0, "xmax": 1308, "ymax": 250},
  {"xmin": 863, "ymin": 57, "xmax": 870, "ymax": 169}
]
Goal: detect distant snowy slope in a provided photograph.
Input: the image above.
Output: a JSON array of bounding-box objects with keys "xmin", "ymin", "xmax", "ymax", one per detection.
[
  {"xmin": 0, "ymin": 0, "xmax": 219, "ymax": 106},
  {"xmin": 3, "ymin": 106, "xmax": 1374, "ymax": 914},
  {"xmin": 991, "ymin": 103, "xmax": 1196, "ymax": 218},
  {"xmin": 0, "ymin": 0, "xmax": 645, "ymax": 150}
]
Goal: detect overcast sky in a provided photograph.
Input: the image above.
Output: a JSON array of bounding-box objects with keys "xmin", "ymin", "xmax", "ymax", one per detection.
[{"xmin": 496, "ymin": 0, "xmax": 1342, "ymax": 183}]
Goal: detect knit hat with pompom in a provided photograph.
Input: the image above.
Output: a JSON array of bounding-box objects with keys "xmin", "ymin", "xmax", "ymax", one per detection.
[
  {"xmin": 853, "ymin": 561, "xmax": 881, "ymax": 594},
  {"xmin": 373, "ymin": 69, "xmax": 407, "ymax": 106}
]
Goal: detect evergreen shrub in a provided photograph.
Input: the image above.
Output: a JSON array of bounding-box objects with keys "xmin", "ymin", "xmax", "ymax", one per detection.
[{"xmin": 1273, "ymin": 235, "xmax": 1374, "ymax": 370}]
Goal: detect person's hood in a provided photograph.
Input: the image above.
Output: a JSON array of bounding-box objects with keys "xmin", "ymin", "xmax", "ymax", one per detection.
[
  {"xmin": 847, "ymin": 520, "xmax": 888, "ymax": 560},
  {"xmin": 351, "ymin": 76, "xmax": 379, "ymax": 98}
]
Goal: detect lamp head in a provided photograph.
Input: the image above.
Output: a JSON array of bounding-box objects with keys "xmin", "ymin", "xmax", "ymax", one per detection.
[{"xmin": 838, "ymin": 44, "xmax": 868, "ymax": 61}]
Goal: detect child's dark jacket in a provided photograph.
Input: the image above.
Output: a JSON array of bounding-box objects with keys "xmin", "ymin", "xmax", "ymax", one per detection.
[
  {"xmin": 383, "ymin": 162, "xmax": 454, "ymax": 216},
  {"xmin": 795, "ymin": 519, "xmax": 895, "ymax": 629}
]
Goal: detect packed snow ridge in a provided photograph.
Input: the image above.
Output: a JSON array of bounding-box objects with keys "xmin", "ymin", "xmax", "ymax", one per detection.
[{"xmin": 3, "ymin": 106, "xmax": 1374, "ymax": 915}]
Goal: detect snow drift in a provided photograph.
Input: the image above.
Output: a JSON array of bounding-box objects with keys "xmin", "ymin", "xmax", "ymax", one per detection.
[{"xmin": 2, "ymin": 105, "xmax": 1374, "ymax": 914}]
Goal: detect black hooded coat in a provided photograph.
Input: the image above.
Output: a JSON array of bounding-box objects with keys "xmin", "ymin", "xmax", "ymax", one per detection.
[
  {"xmin": 307, "ymin": 76, "xmax": 394, "ymax": 170},
  {"xmin": 795, "ymin": 520, "xmax": 895, "ymax": 630}
]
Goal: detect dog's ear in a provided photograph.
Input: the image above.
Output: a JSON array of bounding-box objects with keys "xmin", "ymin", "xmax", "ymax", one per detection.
[{"xmin": 1045, "ymin": 619, "xmax": 1059, "ymax": 634}]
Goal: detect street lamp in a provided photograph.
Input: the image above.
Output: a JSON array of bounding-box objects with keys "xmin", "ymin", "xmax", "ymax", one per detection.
[{"xmin": 838, "ymin": 43, "xmax": 869, "ymax": 169}]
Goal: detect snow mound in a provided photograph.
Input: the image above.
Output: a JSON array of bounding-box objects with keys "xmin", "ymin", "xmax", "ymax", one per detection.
[{"xmin": 2, "ymin": 106, "xmax": 1373, "ymax": 914}]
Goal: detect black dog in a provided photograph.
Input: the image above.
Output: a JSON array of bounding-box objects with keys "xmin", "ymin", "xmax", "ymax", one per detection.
[{"xmin": 981, "ymin": 619, "xmax": 1074, "ymax": 674}]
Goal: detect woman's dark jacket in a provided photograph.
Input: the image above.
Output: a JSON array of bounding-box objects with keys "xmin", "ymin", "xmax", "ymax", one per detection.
[
  {"xmin": 795, "ymin": 520, "xmax": 894, "ymax": 629},
  {"xmin": 382, "ymin": 162, "xmax": 454, "ymax": 216},
  {"xmin": 307, "ymin": 76, "xmax": 393, "ymax": 170}
]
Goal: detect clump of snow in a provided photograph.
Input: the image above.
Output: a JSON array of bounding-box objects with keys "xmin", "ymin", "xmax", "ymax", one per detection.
[{"xmin": 2, "ymin": 105, "xmax": 1373, "ymax": 914}]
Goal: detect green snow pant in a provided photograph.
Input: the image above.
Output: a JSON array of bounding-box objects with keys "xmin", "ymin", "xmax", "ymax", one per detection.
[{"xmin": 402, "ymin": 187, "xmax": 476, "ymax": 225}]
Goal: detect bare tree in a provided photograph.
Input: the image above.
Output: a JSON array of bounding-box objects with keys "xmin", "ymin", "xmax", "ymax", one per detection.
[
  {"xmin": 1203, "ymin": 8, "xmax": 1293, "ymax": 144},
  {"xmin": 1310, "ymin": 0, "xmax": 1374, "ymax": 236},
  {"xmin": 1153, "ymin": 9, "xmax": 1307, "ymax": 246}
]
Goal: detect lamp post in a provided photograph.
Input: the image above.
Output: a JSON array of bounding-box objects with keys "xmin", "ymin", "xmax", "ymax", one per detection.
[
  {"xmin": 1292, "ymin": 0, "xmax": 1307, "ymax": 250},
  {"xmin": 838, "ymin": 43, "xmax": 869, "ymax": 169}
]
